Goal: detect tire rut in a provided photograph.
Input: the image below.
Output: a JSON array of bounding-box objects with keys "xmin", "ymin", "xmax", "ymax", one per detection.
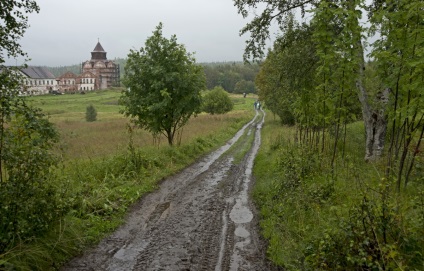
[{"xmin": 61, "ymin": 110, "xmax": 270, "ymax": 271}]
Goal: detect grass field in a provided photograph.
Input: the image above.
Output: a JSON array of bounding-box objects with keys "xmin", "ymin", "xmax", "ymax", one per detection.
[{"xmin": 27, "ymin": 88, "xmax": 257, "ymax": 160}]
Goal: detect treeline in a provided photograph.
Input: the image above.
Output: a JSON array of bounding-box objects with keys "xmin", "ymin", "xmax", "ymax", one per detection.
[
  {"xmin": 203, "ymin": 62, "xmax": 259, "ymax": 93},
  {"xmin": 46, "ymin": 60, "xmax": 259, "ymax": 93},
  {"xmin": 47, "ymin": 64, "xmax": 81, "ymax": 77}
]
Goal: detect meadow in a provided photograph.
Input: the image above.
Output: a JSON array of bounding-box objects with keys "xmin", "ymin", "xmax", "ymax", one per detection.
[
  {"xmin": 1, "ymin": 89, "xmax": 257, "ymax": 270},
  {"xmin": 27, "ymin": 89, "xmax": 256, "ymax": 160}
]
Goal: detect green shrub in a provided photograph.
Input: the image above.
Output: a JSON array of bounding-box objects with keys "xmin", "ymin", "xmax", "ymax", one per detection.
[
  {"xmin": 85, "ymin": 104, "xmax": 97, "ymax": 122},
  {"xmin": 0, "ymin": 104, "xmax": 60, "ymax": 254},
  {"xmin": 202, "ymin": 86, "xmax": 234, "ymax": 114}
]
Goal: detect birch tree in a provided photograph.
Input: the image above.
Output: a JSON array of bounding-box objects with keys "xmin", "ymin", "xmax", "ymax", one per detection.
[{"xmin": 234, "ymin": 0, "xmax": 390, "ymax": 161}]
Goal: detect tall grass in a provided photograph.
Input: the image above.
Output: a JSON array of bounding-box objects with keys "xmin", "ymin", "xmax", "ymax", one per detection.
[
  {"xmin": 253, "ymin": 113, "xmax": 424, "ymax": 270},
  {"xmin": 29, "ymin": 90, "xmax": 256, "ymax": 160}
]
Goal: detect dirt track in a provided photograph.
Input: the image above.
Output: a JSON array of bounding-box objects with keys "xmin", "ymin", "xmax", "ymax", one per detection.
[{"xmin": 62, "ymin": 110, "xmax": 271, "ymax": 271}]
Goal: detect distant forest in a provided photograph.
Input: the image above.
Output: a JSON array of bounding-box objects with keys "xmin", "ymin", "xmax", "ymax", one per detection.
[{"xmin": 46, "ymin": 59, "xmax": 259, "ymax": 93}]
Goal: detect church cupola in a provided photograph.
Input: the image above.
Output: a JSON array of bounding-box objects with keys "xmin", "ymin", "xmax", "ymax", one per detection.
[{"xmin": 91, "ymin": 41, "xmax": 107, "ymax": 60}]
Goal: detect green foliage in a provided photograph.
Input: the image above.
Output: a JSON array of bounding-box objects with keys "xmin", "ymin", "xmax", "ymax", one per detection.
[
  {"xmin": 255, "ymin": 19, "xmax": 316, "ymax": 126},
  {"xmin": 203, "ymin": 62, "xmax": 259, "ymax": 93},
  {"xmin": 121, "ymin": 23, "xmax": 206, "ymax": 146},
  {"xmin": 0, "ymin": 0, "xmax": 61, "ymax": 258},
  {"xmin": 254, "ymin": 115, "xmax": 424, "ymax": 270},
  {"xmin": 0, "ymin": 99, "xmax": 59, "ymax": 253},
  {"xmin": 305, "ymin": 187, "xmax": 423, "ymax": 270},
  {"xmin": 234, "ymin": 0, "xmax": 319, "ymax": 60},
  {"xmin": 85, "ymin": 104, "xmax": 97, "ymax": 122},
  {"xmin": 234, "ymin": 79, "xmax": 255, "ymax": 94},
  {"xmin": 239, "ymin": 0, "xmax": 424, "ymax": 269},
  {"xmin": 202, "ymin": 86, "xmax": 234, "ymax": 115},
  {"xmin": 370, "ymin": 0, "xmax": 424, "ymax": 189},
  {"xmin": 0, "ymin": 0, "xmax": 39, "ymax": 65}
]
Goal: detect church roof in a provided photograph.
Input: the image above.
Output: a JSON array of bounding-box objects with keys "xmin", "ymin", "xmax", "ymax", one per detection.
[{"xmin": 92, "ymin": 42, "xmax": 105, "ymax": 52}]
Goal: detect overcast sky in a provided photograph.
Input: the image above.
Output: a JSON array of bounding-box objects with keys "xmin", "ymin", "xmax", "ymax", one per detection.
[{"xmin": 8, "ymin": 0, "xmax": 259, "ymax": 67}]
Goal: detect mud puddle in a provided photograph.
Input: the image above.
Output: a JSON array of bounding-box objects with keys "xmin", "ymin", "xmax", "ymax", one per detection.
[{"xmin": 62, "ymin": 110, "xmax": 269, "ymax": 271}]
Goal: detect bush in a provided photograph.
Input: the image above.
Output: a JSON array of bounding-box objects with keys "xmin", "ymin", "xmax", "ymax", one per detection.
[
  {"xmin": 254, "ymin": 118, "xmax": 424, "ymax": 270},
  {"xmin": 86, "ymin": 104, "xmax": 97, "ymax": 122},
  {"xmin": 202, "ymin": 86, "xmax": 234, "ymax": 115},
  {"xmin": 0, "ymin": 103, "xmax": 60, "ymax": 253}
]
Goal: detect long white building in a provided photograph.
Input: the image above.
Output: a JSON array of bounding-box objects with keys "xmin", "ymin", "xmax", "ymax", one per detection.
[{"xmin": 20, "ymin": 66, "xmax": 57, "ymax": 95}]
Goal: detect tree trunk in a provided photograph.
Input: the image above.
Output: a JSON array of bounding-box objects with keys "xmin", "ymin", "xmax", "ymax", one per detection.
[
  {"xmin": 167, "ymin": 130, "xmax": 173, "ymax": 146},
  {"xmin": 355, "ymin": 40, "xmax": 389, "ymax": 161}
]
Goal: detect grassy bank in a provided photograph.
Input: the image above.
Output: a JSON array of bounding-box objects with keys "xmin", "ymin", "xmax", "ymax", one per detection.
[
  {"xmin": 1, "ymin": 90, "xmax": 256, "ymax": 270},
  {"xmin": 253, "ymin": 113, "xmax": 424, "ymax": 270}
]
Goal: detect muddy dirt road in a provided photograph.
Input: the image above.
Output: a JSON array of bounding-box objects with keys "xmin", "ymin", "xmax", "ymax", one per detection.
[{"xmin": 62, "ymin": 110, "xmax": 270, "ymax": 271}]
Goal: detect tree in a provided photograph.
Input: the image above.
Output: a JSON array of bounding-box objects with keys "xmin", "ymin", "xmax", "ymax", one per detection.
[
  {"xmin": 202, "ymin": 86, "xmax": 234, "ymax": 115},
  {"xmin": 121, "ymin": 23, "xmax": 206, "ymax": 146},
  {"xmin": 234, "ymin": 0, "xmax": 389, "ymax": 161},
  {"xmin": 0, "ymin": 0, "xmax": 39, "ymax": 66},
  {"xmin": 0, "ymin": 0, "xmax": 61, "ymax": 252},
  {"xmin": 234, "ymin": 79, "xmax": 255, "ymax": 94},
  {"xmin": 369, "ymin": 0, "xmax": 424, "ymax": 189},
  {"xmin": 255, "ymin": 19, "xmax": 318, "ymax": 126},
  {"xmin": 86, "ymin": 104, "xmax": 97, "ymax": 122}
]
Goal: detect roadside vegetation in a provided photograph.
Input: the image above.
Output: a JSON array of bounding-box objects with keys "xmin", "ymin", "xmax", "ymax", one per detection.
[
  {"xmin": 255, "ymin": 114, "xmax": 423, "ymax": 270},
  {"xmin": 201, "ymin": 86, "xmax": 234, "ymax": 115},
  {"xmin": 238, "ymin": 0, "xmax": 424, "ymax": 269},
  {"xmin": 0, "ymin": 89, "xmax": 256, "ymax": 269}
]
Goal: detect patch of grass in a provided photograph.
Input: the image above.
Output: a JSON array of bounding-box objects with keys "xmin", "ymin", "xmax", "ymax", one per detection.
[
  {"xmin": 253, "ymin": 112, "xmax": 424, "ymax": 270},
  {"xmin": 226, "ymin": 113, "xmax": 259, "ymax": 164},
  {"xmin": 27, "ymin": 89, "xmax": 125, "ymax": 123}
]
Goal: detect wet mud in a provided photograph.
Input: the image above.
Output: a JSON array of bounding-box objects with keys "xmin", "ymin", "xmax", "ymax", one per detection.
[{"xmin": 62, "ymin": 110, "xmax": 272, "ymax": 271}]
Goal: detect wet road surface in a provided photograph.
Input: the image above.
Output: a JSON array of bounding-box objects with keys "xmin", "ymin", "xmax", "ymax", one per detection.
[{"xmin": 62, "ymin": 110, "xmax": 269, "ymax": 271}]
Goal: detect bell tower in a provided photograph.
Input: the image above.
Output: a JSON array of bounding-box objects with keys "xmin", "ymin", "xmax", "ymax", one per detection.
[{"xmin": 91, "ymin": 41, "xmax": 107, "ymax": 60}]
